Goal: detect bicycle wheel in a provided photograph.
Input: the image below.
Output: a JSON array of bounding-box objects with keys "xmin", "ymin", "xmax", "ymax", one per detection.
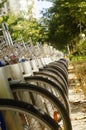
[
  {"xmin": 57, "ymin": 59, "xmax": 68, "ymax": 69},
  {"xmin": 10, "ymin": 83, "xmax": 72, "ymax": 130},
  {"xmin": 23, "ymin": 76, "xmax": 69, "ymax": 114},
  {"xmin": 46, "ymin": 64, "xmax": 68, "ymax": 82},
  {"xmin": 43, "ymin": 67, "xmax": 68, "ymax": 86},
  {"xmin": 0, "ymin": 98, "xmax": 60, "ymax": 130},
  {"xmin": 49, "ymin": 62, "xmax": 68, "ymax": 74},
  {"xmin": 34, "ymin": 69, "xmax": 68, "ymax": 95}
]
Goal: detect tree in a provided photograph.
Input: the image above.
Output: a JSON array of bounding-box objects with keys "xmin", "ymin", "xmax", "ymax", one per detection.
[
  {"xmin": 0, "ymin": 0, "xmax": 47, "ymax": 45},
  {"xmin": 41, "ymin": 0, "xmax": 86, "ymax": 51},
  {"xmin": 0, "ymin": 0, "xmax": 7, "ymax": 8}
]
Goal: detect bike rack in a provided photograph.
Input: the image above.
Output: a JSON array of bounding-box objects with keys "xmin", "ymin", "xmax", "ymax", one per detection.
[
  {"xmin": 0, "ymin": 67, "xmax": 24, "ymax": 130},
  {"xmin": 0, "ymin": 67, "xmax": 12, "ymax": 98},
  {"xmin": 21, "ymin": 61, "xmax": 33, "ymax": 76}
]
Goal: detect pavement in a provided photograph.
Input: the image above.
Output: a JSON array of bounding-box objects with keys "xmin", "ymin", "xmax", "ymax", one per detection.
[{"xmin": 68, "ymin": 65, "xmax": 86, "ymax": 130}]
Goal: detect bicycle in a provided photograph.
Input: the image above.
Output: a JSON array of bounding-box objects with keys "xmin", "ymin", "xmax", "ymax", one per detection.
[
  {"xmin": 10, "ymin": 82, "xmax": 72, "ymax": 130},
  {"xmin": 0, "ymin": 98, "xmax": 60, "ymax": 130}
]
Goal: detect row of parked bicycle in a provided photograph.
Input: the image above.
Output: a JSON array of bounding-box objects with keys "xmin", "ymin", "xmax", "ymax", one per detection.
[
  {"xmin": 0, "ymin": 23, "xmax": 72, "ymax": 130},
  {"xmin": 0, "ymin": 55, "xmax": 72, "ymax": 130}
]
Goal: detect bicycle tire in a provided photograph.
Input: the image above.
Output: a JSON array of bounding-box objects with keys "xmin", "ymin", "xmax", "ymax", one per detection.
[
  {"xmin": 24, "ymin": 76, "xmax": 70, "ymax": 114},
  {"xmin": 34, "ymin": 71, "xmax": 67, "ymax": 95},
  {"xmin": 0, "ymin": 98, "xmax": 60, "ymax": 130},
  {"xmin": 42, "ymin": 67, "xmax": 68, "ymax": 89},
  {"xmin": 11, "ymin": 82, "xmax": 67, "ymax": 112},
  {"xmin": 57, "ymin": 59, "xmax": 68, "ymax": 69},
  {"xmin": 46, "ymin": 64, "xmax": 68, "ymax": 81},
  {"xmin": 10, "ymin": 83, "xmax": 72, "ymax": 130},
  {"xmin": 53, "ymin": 58, "xmax": 68, "ymax": 69},
  {"xmin": 49, "ymin": 62, "xmax": 68, "ymax": 74},
  {"xmin": 36, "ymin": 68, "xmax": 68, "ymax": 95}
]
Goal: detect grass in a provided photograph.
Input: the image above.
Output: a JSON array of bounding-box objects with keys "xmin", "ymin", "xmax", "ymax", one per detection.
[{"xmin": 69, "ymin": 55, "xmax": 86, "ymax": 63}]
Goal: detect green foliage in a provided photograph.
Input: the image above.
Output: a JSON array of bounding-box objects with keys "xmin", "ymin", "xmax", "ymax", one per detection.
[
  {"xmin": 69, "ymin": 39, "xmax": 86, "ymax": 61},
  {"xmin": 0, "ymin": 0, "xmax": 48, "ymax": 44},
  {"xmin": 42, "ymin": 0, "xmax": 86, "ymax": 52},
  {"xmin": 0, "ymin": 0, "xmax": 7, "ymax": 8},
  {"xmin": 0, "ymin": 0, "xmax": 86, "ymax": 58},
  {"xmin": 70, "ymin": 55, "xmax": 86, "ymax": 62},
  {"xmin": 0, "ymin": 12, "xmax": 46, "ymax": 44}
]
